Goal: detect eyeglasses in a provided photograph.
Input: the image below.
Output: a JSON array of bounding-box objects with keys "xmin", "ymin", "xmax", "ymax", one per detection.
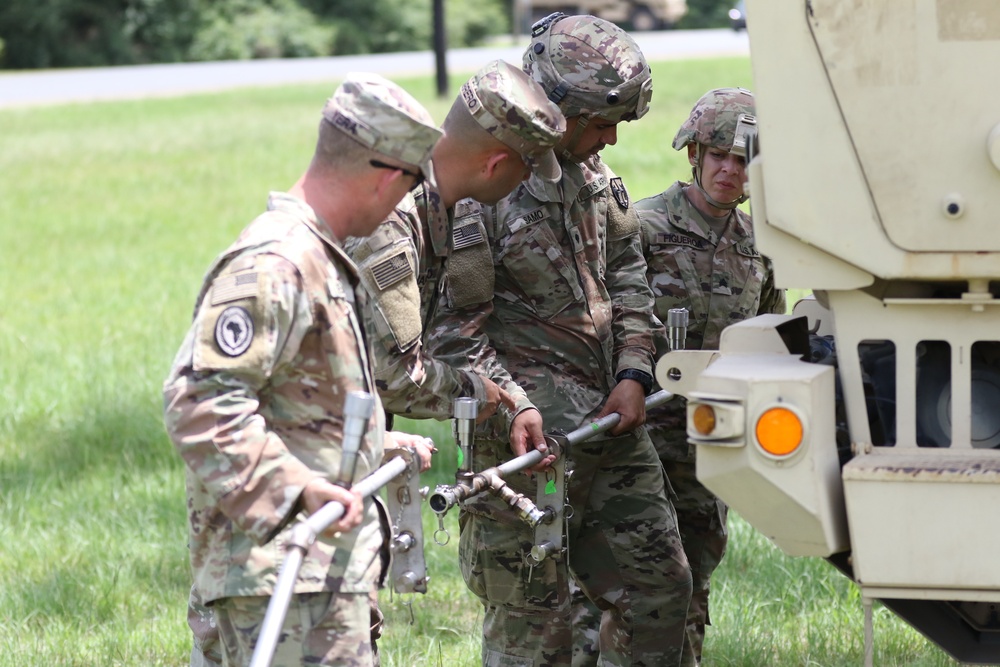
[{"xmin": 369, "ymin": 159, "xmax": 424, "ymax": 192}]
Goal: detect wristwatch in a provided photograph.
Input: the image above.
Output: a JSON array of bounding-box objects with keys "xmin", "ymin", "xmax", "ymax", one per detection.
[{"xmin": 615, "ymin": 368, "xmax": 654, "ymax": 395}]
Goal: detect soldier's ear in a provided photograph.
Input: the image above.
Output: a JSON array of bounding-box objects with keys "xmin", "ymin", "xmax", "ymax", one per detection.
[
  {"xmin": 687, "ymin": 143, "xmax": 698, "ymax": 167},
  {"xmin": 483, "ymin": 151, "xmax": 511, "ymax": 178},
  {"xmin": 373, "ymin": 164, "xmax": 406, "ymax": 197}
]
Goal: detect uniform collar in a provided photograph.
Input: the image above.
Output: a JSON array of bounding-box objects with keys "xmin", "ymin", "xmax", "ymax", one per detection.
[
  {"xmin": 666, "ymin": 183, "xmax": 754, "ymax": 245},
  {"xmin": 267, "ymin": 191, "xmax": 358, "ymax": 276},
  {"xmin": 415, "ymin": 181, "xmax": 452, "ymax": 258},
  {"xmin": 522, "ymin": 155, "xmax": 605, "ymax": 204}
]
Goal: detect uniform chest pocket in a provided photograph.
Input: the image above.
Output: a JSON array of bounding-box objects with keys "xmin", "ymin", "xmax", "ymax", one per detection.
[
  {"xmin": 647, "ymin": 243, "xmax": 708, "ymax": 318},
  {"xmin": 498, "ymin": 219, "xmax": 583, "ymax": 319}
]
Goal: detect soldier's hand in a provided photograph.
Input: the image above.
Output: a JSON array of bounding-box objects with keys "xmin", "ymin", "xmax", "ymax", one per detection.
[
  {"xmin": 302, "ymin": 478, "xmax": 364, "ymax": 536},
  {"xmin": 385, "ymin": 430, "xmax": 436, "ymax": 472},
  {"xmin": 598, "ymin": 379, "xmax": 647, "ymax": 435},
  {"xmin": 477, "ymin": 377, "xmax": 517, "ymax": 424},
  {"xmin": 510, "ymin": 408, "xmax": 555, "ymax": 470}
]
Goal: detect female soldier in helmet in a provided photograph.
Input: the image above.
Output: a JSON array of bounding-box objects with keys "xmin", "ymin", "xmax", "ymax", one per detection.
[{"xmin": 635, "ymin": 87, "xmax": 787, "ymax": 666}]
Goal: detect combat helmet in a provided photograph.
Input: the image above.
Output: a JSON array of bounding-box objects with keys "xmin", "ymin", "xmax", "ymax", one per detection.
[
  {"xmin": 524, "ymin": 13, "xmax": 652, "ymax": 160},
  {"xmin": 674, "ymin": 87, "xmax": 757, "ymax": 209}
]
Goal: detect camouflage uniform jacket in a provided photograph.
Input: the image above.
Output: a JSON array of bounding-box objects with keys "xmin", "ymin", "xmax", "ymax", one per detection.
[
  {"xmin": 636, "ymin": 181, "xmax": 786, "ymax": 460},
  {"xmin": 163, "ymin": 192, "xmax": 386, "ymax": 604},
  {"xmin": 345, "ymin": 183, "xmax": 509, "ymax": 422},
  {"xmin": 428, "ymin": 157, "xmax": 659, "ymax": 437}
]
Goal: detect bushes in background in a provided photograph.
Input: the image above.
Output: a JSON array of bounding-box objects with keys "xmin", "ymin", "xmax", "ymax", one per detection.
[{"xmin": 0, "ymin": 0, "xmax": 510, "ymax": 69}]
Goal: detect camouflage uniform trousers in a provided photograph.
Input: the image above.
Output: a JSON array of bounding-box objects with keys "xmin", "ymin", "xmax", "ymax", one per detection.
[
  {"xmin": 570, "ymin": 460, "xmax": 727, "ymax": 667},
  {"xmin": 661, "ymin": 459, "xmax": 728, "ymax": 667},
  {"xmin": 188, "ymin": 589, "xmax": 385, "ymax": 667},
  {"xmin": 459, "ymin": 431, "xmax": 692, "ymax": 667}
]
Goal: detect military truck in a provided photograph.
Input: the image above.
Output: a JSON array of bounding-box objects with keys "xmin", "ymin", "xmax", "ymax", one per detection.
[
  {"xmin": 654, "ymin": 0, "xmax": 1000, "ymax": 664},
  {"xmin": 526, "ymin": 0, "xmax": 687, "ymax": 31}
]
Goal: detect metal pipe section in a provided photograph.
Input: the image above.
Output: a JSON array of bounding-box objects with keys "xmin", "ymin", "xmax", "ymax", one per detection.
[
  {"xmin": 333, "ymin": 391, "xmax": 376, "ymax": 488},
  {"xmin": 428, "ymin": 447, "xmax": 549, "ymax": 516},
  {"xmin": 429, "ymin": 391, "xmax": 673, "ymax": 515},
  {"xmin": 453, "ymin": 397, "xmax": 477, "ymax": 475},
  {"xmin": 667, "ymin": 307, "xmax": 689, "ymax": 352},
  {"xmin": 562, "ymin": 389, "xmax": 673, "ymax": 447},
  {"xmin": 249, "ymin": 455, "xmax": 408, "ymax": 667}
]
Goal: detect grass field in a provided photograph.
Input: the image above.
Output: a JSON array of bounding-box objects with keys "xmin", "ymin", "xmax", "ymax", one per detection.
[{"xmin": 0, "ymin": 56, "xmax": 959, "ymax": 666}]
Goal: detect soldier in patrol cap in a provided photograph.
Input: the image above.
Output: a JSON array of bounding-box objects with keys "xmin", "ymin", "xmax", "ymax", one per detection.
[
  {"xmin": 163, "ymin": 72, "xmax": 442, "ymax": 667},
  {"xmin": 345, "ymin": 59, "xmax": 566, "ymax": 437},
  {"xmin": 635, "ymin": 87, "xmax": 786, "ymax": 666},
  {"xmin": 424, "ymin": 14, "xmax": 693, "ymax": 666}
]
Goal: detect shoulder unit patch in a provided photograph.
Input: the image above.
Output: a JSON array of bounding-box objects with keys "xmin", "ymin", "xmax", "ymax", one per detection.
[
  {"xmin": 610, "ymin": 177, "xmax": 629, "ymax": 210},
  {"xmin": 215, "ymin": 306, "xmax": 254, "ymax": 357}
]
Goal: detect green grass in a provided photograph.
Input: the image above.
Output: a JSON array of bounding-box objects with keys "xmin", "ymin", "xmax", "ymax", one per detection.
[{"xmin": 0, "ymin": 57, "xmax": 957, "ymax": 666}]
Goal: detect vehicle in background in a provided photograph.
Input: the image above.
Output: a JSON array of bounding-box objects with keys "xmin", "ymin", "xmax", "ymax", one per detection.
[
  {"xmin": 656, "ymin": 0, "xmax": 1000, "ymax": 664},
  {"xmin": 527, "ymin": 0, "xmax": 688, "ymax": 31},
  {"xmin": 729, "ymin": 0, "xmax": 746, "ymax": 30}
]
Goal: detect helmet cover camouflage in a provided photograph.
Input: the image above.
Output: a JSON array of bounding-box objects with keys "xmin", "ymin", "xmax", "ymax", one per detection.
[
  {"xmin": 460, "ymin": 60, "xmax": 567, "ymax": 182},
  {"xmin": 323, "ymin": 72, "xmax": 443, "ymax": 185},
  {"xmin": 523, "ymin": 13, "xmax": 652, "ymax": 123},
  {"xmin": 672, "ymin": 87, "xmax": 756, "ymax": 155}
]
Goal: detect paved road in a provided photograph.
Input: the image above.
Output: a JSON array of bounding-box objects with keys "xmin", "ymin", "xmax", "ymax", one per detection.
[{"xmin": 0, "ymin": 29, "xmax": 748, "ymax": 109}]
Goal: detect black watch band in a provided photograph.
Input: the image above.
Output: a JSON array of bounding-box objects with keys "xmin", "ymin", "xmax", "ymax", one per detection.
[{"xmin": 615, "ymin": 368, "xmax": 654, "ymax": 395}]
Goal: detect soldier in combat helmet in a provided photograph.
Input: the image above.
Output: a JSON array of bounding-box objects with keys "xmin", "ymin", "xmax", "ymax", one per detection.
[
  {"xmin": 635, "ymin": 87, "xmax": 786, "ymax": 666},
  {"xmin": 426, "ymin": 14, "xmax": 693, "ymax": 667}
]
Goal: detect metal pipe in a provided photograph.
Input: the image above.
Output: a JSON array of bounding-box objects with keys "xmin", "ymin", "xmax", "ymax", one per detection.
[
  {"xmin": 562, "ymin": 389, "xmax": 673, "ymax": 447},
  {"xmin": 430, "ymin": 390, "xmax": 673, "ymax": 514},
  {"xmin": 668, "ymin": 307, "xmax": 689, "ymax": 352},
  {"xmin": 249, "ymin": 455, "xmax": 408, "ymax": 667},
  {"xmin": 333, "ymin": 391, "xmax": 376, "ymax": 488},
  {"xmin": 453, "ymin": 397, "xmax": 477, "ymax": 475},
  {"xmin": 428, "ymin": 447, "xmax": 550, "ymax": 516}
]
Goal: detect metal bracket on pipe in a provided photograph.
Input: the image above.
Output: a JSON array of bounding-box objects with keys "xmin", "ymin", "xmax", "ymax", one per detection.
[
  {"xmin": 528, "ymin": 434, "xmax": 566, "ymax": 565},
  {"xmin": 383, "ymin": 447, "xmax": 428, "ymax": 594}
]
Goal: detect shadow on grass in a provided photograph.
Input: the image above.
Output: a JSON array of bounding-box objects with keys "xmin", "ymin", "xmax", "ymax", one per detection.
[{"xmin": 0, "ymin": 393, "xmax": 181, "ymax": 499}]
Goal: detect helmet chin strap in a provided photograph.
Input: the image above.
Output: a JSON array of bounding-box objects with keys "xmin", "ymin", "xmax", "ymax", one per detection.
[
  {"xmin": 558, "ymin": 115, "xmax": 592, "ymax": 163},
  {"xmin": 692, "ymin": 144, "xmax": 748, "ymax": 210}
]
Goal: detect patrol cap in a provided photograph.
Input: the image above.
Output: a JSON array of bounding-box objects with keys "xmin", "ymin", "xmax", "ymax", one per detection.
[
  {"xmin": 460, "ymin": 60, "xmax": 566, "ymax": 183},
  {"xmin": 322, "ymin": 72, "xmax": 443, "ymax": 186}
]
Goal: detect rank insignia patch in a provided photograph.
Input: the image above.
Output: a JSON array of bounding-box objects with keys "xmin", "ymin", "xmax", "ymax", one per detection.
[
  {"xmin": 215, "ymin": 306, "xmax": 253, "ymax": 357},
  {"xmin": 610, "ymin": 177, "xmax": 629, "ymax": 210}
]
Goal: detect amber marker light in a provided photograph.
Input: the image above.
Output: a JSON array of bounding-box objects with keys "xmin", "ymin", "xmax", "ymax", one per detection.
[
  {"xmin": 755, "ymin": 407, "xmax": 803, "ymax": 456},
  {"xmin": 692, "ymin": 404, "xmax": 717, "ymax": 436}
]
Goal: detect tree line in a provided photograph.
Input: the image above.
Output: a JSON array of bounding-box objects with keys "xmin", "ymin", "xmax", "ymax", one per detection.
[{"xmin": 0, "ymin": 0, "xmax": 734, "ymax": 70}]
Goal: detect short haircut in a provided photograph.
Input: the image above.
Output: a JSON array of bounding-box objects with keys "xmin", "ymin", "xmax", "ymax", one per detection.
[
  {"xmin": 442, "ymin": 95, "xmax": 510, "ymax": 155},
  {"xmin": 314, "ymin": 117, "xmax": 379, "ymax": 171}
]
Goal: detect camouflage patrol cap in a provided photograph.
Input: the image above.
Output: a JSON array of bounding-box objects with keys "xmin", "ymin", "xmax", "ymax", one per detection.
[
  {"xmin": 323, "ymin": 72, "xmax": 443, "ymax": 186},
  {"xmin": 460, "ymin": 60, "xmax": 567, "ymax": 182},
  {"xmin": 523, "ymin": 13, "xmax": 652, "ymax": 123},
  {"xmin": 673, "ymin": 87, "xmax": 756, "ymax": 156}
]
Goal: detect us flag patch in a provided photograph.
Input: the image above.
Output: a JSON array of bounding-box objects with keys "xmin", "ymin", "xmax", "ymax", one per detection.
[
  {"xmin": 453, "ymin": 222, "xmax": 484, "ymax": 250},
  {"xmin": 371, "ymin": 251, "xmax": 412, "ymax": 290},
  {"xmin": 210, "ymin": 272, "xmax": 258, "ymax": 305}
]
